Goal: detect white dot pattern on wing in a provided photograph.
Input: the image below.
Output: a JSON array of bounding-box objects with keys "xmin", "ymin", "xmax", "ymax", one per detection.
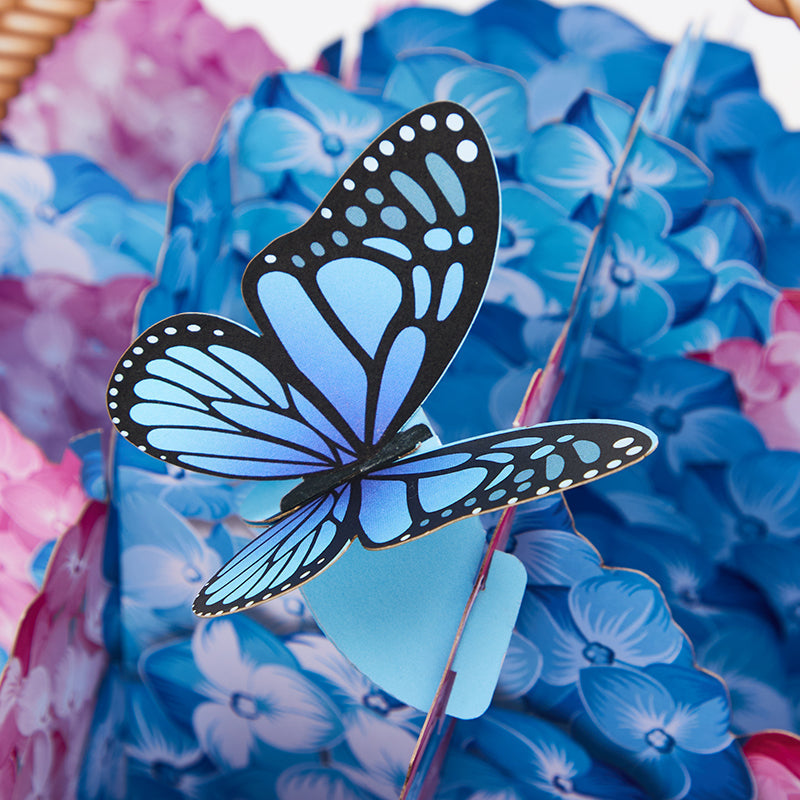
[
  {"xmin": 249, "ymin": 106, "xmax": 486, "ymax": 327},
  {"xmin": 107, "ymin": 320, "xmax": 231, "ymax": 457}
]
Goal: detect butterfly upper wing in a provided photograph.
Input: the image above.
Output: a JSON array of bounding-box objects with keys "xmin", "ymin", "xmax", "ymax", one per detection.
[
  {"xmin": 107, "ymin": 313, "xmax": 359, "ymax": 479},
  {"xmin": 242, "ymin": 101, "xmax": 500, "ymax": 453},
  {"xmin": 354, "ymin": 421, "xmax": 658, "ymax": 548},
  {"xmin": 193, "ymin": 487, "xmax": 354, "ymax": 616},
  {"xmin": 108, "ymin": 102, "xmax": 499, "ymax": 484}
]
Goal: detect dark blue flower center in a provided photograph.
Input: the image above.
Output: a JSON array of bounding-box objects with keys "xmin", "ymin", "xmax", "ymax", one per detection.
[
  {"xmin": 499, "ymin": 224, "xmax": 517, "ymax": 249},
  {"xmin": 150, "ymin": 761, "xmax": 181, "ymax": 786},
  {"xmin": 284, "ymin": 597, "xmax": 305, "ymax": 617},
  {"xmin": 763, "ymin": 204, "xmax": 794, "ymax": 230},
  {"xmin": 582, "ymin": 642, "xmax": 614, "ymax": 665},
  {"xmin": 322, "ymin": 133, "xmax": 345, "ymax": 157},
  {"xmin": 684, "ymin": 91, "xmax": 711, "ymax": 121},
  {"xmin": 611, "ymin": 261, "xmax": 636, "ymax": 287},
  {"xmin": 231, "ymin": 692, "xmax": 261, "ymax": 720},
  {"xmin": 678, "ymin": 587, "xmax": 700, "ymax": 605},
  {"xmin": 646, "ymin": 727, "xmax": 675, "ymax": 753},
  {"xmin": 737, "ymin": 514, "xmax": 768, "ymax": 539},
  {"xmin": 363, "ymin": 688, "xmax": 392, "ymax": 714},
  {"xmin": 182, "ymin": 564, "xmax": 202, "ymax": 583},
  {"xmin": 35, "ymin": 203, "xmax": 57, "ymax": 223},
  {"xmin": 653, "ymin": 405, "xmax": 683, "ymax": 433},
  {"xmin": 553, "ymin": 775, "xmax": 574, "ymax": 792}
]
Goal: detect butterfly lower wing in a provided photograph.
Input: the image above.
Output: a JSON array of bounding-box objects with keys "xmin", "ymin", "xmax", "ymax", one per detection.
[
  {"xmin": 357, "ymin": 421, "xmax": 657, "ymax": 548},
  {"xmin": 193, "ymin": 488, "xmax": 353, "ymax": 615},
  {"xmin": 108, "ymin": 313, "xmax": 357, "ymax": 479},
  {"xmin": 242, "ymin": 101, "xmax": 500, "ymax": 452}
]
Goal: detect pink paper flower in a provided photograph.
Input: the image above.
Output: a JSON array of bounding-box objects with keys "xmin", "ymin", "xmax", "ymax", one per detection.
[
  {"xmin": 701, "ymin": 291, "xmax": 800, "ymax": 451},
  {"xmin": 744, "ymin": 731, "xmax": 800, "ymax": 799},
  {"xmin": 0, "ymin": 273, "xmax": 150, "ymax": 460},
  {"xmin": 0, "ymin": 503, "xmax": 109, "ymax": 797},
  {"xmin": 0, "ymin": 413, "xmax": 87, "ymax": 654},
  {"xmin": 4, "ymin": 0, "xmax": 284, "ymax": 200}
]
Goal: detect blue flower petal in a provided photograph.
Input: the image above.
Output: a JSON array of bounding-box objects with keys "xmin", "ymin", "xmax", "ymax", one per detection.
[
  {"xmin": 644, "ymin": 664, "xmax": 732, "ymax": 753},
  {"xmin": 579, "ymin": 666, "xmax": 676, "ymax": 753},
  {"xmin": 520, "ymin": 124, "xmax": 611, "ymax": 212},
  {"xmin": 676, "ymin": 745, "xmax": 755, "ymax": 800},
  {"xmin": 469, "ymin": 708, "xmax": 593, "ymax": 787},
  {"xmin": 516, "ymin": 589, "xmax": 587, "ymax": 687},
  {"xmin": 557, "ymin": 5, "xmax": 654, "ymax": 57},
  {"xmin": 565, "ymin": 91, "xmax": 634, "ymax": 161},
  {"xmin": 568, "ymin": 572, "xmax": 685, "ymax": 667},
  {"xmin": 511, "ymin": 527, "xmax": 603, "ymax": 587},
  {"xmin": 495, "ymin": 631, "xmax": 543, "ymax": 699}
]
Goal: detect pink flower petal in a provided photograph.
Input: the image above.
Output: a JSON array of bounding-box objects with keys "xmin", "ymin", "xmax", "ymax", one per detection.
[
  {"xmin": 0, "ymin": 413, "xmax": 44, "ymax": 479},
  {"xmin": 4, "ymin": 0, "xmax": 284, "ymax": 199},
  {"xmin": 774, "ymin": 290, "xmax": 800, "ymax": 335},
  {"xmin": 745, "ymin": 732, "xmax": 800, "ymax": 798}
]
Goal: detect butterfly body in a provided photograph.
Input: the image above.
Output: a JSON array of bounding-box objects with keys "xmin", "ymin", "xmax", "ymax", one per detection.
[
  {"xmin": 107, "ymin": 101, "xmax": 657, "ymax": 618},
  {"xmin": 278, "ymin": 421, "xmax": 433, "ymax": 516}
]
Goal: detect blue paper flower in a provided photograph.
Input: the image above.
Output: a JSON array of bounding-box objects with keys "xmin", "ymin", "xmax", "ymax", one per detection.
[
  {"xmin": 240, "ymin": 73, "xmax": 401, "ymax": 203},
  {"xmin": 678, "ymin": 450, "xmax": 800, "ymax": 559},
  {"xmin": 356, "ymin": 7, "xmax": 482, "ymax": 89},
  {"xmin": 383, "ymin": 52, "xmax": 529, "ymax": 157},
  {"xmin": 286, "ymin": 632, "xmax": 420, "ymax": 730},
  {"xmin": 510, "ymin": 526, "xmax": 603, "ymax": 588},
  {"xmin": 673, "ymin": 43, "xmax": 783, "ymax": 165},
  {"xmin": 745, "ymin": 132, "xmax": 800, "ymax": 288},
  {"xmin": 0, "ymin": 148, "xmax": 164, "ymax": 280},
  {"xmin": 119, "ymin": 496, "xmax": 223, "ymax": 613},
  {"xmin": 463, "ymin": 708, "xmax": 648, "ymax": 799},
  {"xmin": 142, "ymin": 617, "xmax": 344, "ymax": 771},
  {"xmin": 519, "ymin": 92, "xmax": 711, "ymax": 236},
  {"xmin": 523, "ymin": 6, "xmax": 666, "ymax": 125},
  {"xmin": 733, "ymin": 541, "xmax": 800, "ymax": 649},
  {"xmin": 523, "ymin": 208, "xmax": 714, "ymax": 349},
  {"xmin": 573, "ymin": 354, "xmax": 764, "ymax": 475},
  {"xmin": 78, "ymin": 668, "xmax": 127, "ymax": 800},
  {"xmin": 116, "ymin": 464, "xmax": 245, "ymax": 522},
  {"xmin": 496, "ymin": 182, "xmax": 568, "ymax": 268},
  {"xmin": 518, "ymin": 570, "xmax": 686, "ymax": 691},
  {"xmin": 192, "ymin": 621, "xmax": 344, "ymax": 768},
  {"xmin": 577, "ymin": 665, "xmax": 737, "ymax": 799},
  {"xmin": 695, "ymin": 612, "xmax": 795, "ymax": 735},
  {"xmin": 669, "ymin": 201, "xmax": 766, "ymax": 302},
  {"xmin": 125, "ymin": 685, "xmax": 215, "ymax": 800}
]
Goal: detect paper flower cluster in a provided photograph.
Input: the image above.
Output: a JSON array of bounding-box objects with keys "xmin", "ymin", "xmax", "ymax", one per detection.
[
  {"xmin": 3, "ymin": 0, "xmax": 284, "ymax": 200},
  {"xmin": 0, "ymin": 503, "xmax": 107, "ymax": 799},
  {"xmin": 2, "ymin": 0, "xmax": 800, "ymax": 798},
  {"xmin": 0, "ymin": 142, "xmax": 164, "ymax": 459},
  {"xmin": 0, "ymin": 413, "xmax": 86, "ymax": 657}
]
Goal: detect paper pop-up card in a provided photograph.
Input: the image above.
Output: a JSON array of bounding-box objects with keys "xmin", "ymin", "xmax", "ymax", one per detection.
[{"xmin": 2, "ymin": 2, "xmax": 800, "ymax": 799}]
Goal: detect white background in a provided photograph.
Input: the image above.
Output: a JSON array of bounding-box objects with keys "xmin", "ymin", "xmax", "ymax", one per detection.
[{"xmin": 204, "ymin": 0, "xmax": 800, "ymax": 128}]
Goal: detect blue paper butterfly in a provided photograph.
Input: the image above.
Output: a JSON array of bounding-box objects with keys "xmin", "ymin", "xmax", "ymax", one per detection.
[{"xmin": 107, "ymin": 102, "xmax": 657, "ymax": 616}]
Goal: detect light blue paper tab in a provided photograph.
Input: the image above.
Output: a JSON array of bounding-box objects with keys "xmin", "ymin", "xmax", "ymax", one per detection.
[{"xmin": 302, "ymin": 516, "xmax": 526, "ymax": 719}]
